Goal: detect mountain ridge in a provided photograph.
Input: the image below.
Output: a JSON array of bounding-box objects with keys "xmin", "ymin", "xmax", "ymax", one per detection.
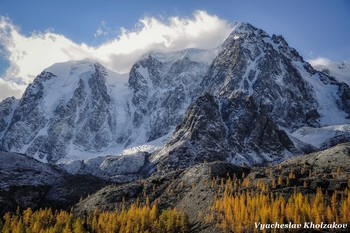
[
  {"xmin": 151, "ymin": 22, "xmax": 350, "ymax": 169},
  {"xmin": 0, "ymin": 22, "xmax": 349, "ymax": 170}
]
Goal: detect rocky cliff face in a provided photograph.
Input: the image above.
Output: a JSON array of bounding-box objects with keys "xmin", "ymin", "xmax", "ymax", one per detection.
[
  {"xmin": 0, "ymin": 96, "xmax": 18, "ymax": 140},
  {"xmin": 0, "ymin": 61, "xmax": 119, "ymax": 162},
  {"xmin": 154, "ymin": 91, "xmax": 298, "ymax": 170},
  {"xmin": 153, "ymin": 23, "xmax": 350, "ymax": 169},
  {"xmin": 125, "ymin": 49, "xmax": 213, "ymax": 145},
  {"xmin": 201, "ymin": 23, "xmax": 348, "ymax": 129},
  {"xmin": 154, "ymin": 93, "xmax": 231, "ymax": 170}
]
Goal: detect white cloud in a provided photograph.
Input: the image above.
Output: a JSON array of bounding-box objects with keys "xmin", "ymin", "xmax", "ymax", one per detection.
[
  {"xmin": 0, "ymin": 11, "xmax": 233, "ymax": 101},
  {"xmin": 308, "ymin": 57, "xmax": 332, "ymax": 67},
  {"xmin": 0, "ymin": 78, "xmax": 25, "ymax": 100}
]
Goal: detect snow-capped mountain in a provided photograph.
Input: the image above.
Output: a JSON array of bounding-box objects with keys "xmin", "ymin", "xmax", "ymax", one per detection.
[
  {"xmin": 0, "ymin": 60, "xmax": 126, "ymax": 162},
  {"xmin": 0, "ymin": 22, "xmax": 349, "ymax": 170},
  {"xmin": 153, "ymin": 23, "xmax": 350, "ymax": 169},
  {"xmin": 125, "ymin": 48, "xmax": 215, "ymax": 145},
  {"xmin": 202, "ymin": 23, "xmax": 350, "ymax": 127},
  {"xmin": 0, "ymin": 50, "xmax": 213, "ymax": 163}
]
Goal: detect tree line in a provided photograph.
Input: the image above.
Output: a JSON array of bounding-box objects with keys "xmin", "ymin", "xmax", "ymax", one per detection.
[{"xmin": 0, "ymin": 198, "xmax": 190, "ymax": 233}]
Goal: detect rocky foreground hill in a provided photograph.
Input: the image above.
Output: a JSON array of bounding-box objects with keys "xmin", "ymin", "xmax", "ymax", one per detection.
[{"xmin": 1, "ymin": 143, "xmax": 349, "ymax": 232}]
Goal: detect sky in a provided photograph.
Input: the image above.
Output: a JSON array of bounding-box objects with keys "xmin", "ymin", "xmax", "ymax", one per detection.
[{"xmin": 0, "ymin": 0, "xmax": 349, "ymax": 100}]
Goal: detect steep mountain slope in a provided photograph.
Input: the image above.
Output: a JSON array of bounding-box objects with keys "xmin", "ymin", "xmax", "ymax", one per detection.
[
  {"xmin": 153, "ymin": 23, "xmax": 350, "ymax": 168},
  {"xmin": 0, "ymin": 97, "xmax": 18, "ymax": 140},
  {"xmin": 123, "ymin": 48, "xmax": 215, "ymax": 145},
  {"xmin": 0, "ymin": 50, "xmax": 213, "ymax": 163},
  {"xmin": 202, "ymin": 23, "xmax": 350, "ymax": 127},
  {"xmin": 154, "ymin": 92, "xmax": 298, "ymax": 170},
  {"xmin": 0, "ymin": 60, "xmax": 127, "ymax": 162}
]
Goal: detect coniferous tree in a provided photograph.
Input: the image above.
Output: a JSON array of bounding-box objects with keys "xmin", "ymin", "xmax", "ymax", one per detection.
[
  {"xmin": 209, "ymin": 178, "xmax": 350, "ymax": 233},
  {"xmin": 1, "ymin": 202, "xmax": 190, "ymax": 233}
]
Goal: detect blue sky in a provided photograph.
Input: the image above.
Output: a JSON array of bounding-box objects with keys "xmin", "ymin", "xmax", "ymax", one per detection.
[
  {"xmin": 1, "ymin": 0, "xmax": 349, "ymax": 58},
  {"xmin": 0, "ymin": 0, "xmax": 349, "ymax": 99}
]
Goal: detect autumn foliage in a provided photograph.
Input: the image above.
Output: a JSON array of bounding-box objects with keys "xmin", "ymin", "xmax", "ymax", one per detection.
[
  {"xmin": 207, "ymin": 179, "xmax": 350, "ymax": 233},
  {"xmin": 0, "ymin": 200, "xmax": 189, "ymax": 233}
]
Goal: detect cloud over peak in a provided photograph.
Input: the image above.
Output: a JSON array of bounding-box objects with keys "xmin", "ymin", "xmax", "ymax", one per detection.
[{"xmin": 0, "ymin": 11, "xmax": 233, "ymax": 100}]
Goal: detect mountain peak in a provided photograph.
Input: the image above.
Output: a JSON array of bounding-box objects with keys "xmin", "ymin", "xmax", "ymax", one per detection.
[
  {"xmin": 233, "ymin": 22, "xmax": 256, "ymax": 33},
  {"xmin": 229, "ymin": 22, "xmax": 269, "ymax": 38},
  {"xmin": 219, "ymin": 22, "xmax": 270, "ymax": 52},
  {"xmin": 44, "ymin": 59, "xmax": 99, "ymax": 79}
]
